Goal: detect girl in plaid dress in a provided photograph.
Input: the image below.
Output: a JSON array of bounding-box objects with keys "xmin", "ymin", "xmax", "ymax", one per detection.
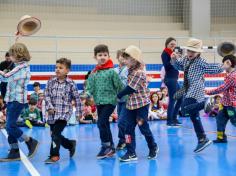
[
  {"xmin": 171, "ymin": 38, "xmax": 223, "ymax": 153},
  {"xmin": 117, "ymin": 45, "xmax": 158, "ymax": 162}
]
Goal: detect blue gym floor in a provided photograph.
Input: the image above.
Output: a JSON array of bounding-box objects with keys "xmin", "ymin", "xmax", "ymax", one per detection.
[{"xmin": 0, "ymin": 117, "xmax": 236, "ymax": 176}]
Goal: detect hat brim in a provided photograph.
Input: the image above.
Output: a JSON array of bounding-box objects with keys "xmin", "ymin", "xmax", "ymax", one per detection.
[
  {"xmin": 184, "ymin": 46, "xmax": 203, "ymax": 53},
  {"xmin": 17, "ymin": 17, "xmax": 41, "ymax": 36}
]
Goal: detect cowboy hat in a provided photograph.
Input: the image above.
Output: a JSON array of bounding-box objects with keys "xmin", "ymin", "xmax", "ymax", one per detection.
[
  {"xmin": 17, "ymin": 15, "xmax": 41, "ymax": 36},
  {"xmin": 124, "ymin": 45, "xmax": 143, "ymax": 64},
  {"xmin": 184, "ymin": 38, "xmax": 203, "ymax": 53}
]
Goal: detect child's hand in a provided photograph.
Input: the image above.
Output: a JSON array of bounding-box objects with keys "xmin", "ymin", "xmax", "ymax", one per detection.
[
  {"xmin": 48, "ymin": 109, "xmax": 55, "ymax": 115},
  {"xmin": 205, "ymin": 90, "xmax": 211, "ymax": 95},
  {"xmin": 171, "ymin": 52, "xmax": 181, "ymax": 60},
  {"xmin": 0, "ymin": 71, "xmax": 5, "ymax": 75}
]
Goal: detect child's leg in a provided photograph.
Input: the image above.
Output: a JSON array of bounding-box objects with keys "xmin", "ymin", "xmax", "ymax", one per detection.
[
  {"xmin": 137, "ymin": 105, "xmax": 157, "ymax": 152},
  {"xmin": 117, "ymin": 102, "xmax": 128, "ymax": 145},
  {"xmin": 97, "ymin": 105, "xmax": 116, "ymax": 147},
  {"xmin": 49, "ymin": 120, "xmax": 72, "ymax": 157}
]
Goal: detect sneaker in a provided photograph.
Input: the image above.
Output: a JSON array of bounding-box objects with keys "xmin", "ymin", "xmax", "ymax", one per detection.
[
  {"xmin": 116, "ymin": 142, "xmax": 126, "ymax": 151},
  {"xmin": 194, "ymin": 138, "xmax": 212, "ymax": 153},
  {"xmin": 119, "ymin": 152, "xmax": 138, "ymax": 162},
  {"xmin": 44, "ymin": 156, "xmax": 60, "ymax": 164},
  {"xmin": 174, "ymin": 120, "xmax": 182, "ymax": 126},
  {"xmin": 0, "ymin": 149, "xmax": 20, "ymax": 162},
  {"xmin": 25, "ymin": 137, "xmax": 39, "ymax": 158},
  {"xmin": 25, "ymin": 120, "xmax": 33, "ymax": 129},
  {"xmin": 69, "ymin": 140, "xmax": 76, "ymax": 157},
  {"xmin": 213, "ymin": 138, "xmax": 228, "ymax": 143},
  {"xmin": 97, "ymin": 146, "xmax": 115, "ymax": 159},
  {"xmin": 167, "ymin": 123, "xmax": 181, "ymax": 128},
  {"xmin": 148, "ymin": 146, "xmax": 159, "ymax": 160}
]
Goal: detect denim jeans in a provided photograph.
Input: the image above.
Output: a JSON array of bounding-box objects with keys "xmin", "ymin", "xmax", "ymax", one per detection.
[
  {"xmin": 6, "ymin": 101, "xmax": 25, "ymax": 144},
  {"xmin": 182, "ymin": 98, "xmax": 206, "ymax": 140},
  {"xmin": 97, "ymin": 104, "xmax": 116, "ymax": 147},
  {"xmin": 125, "ymin": 104, "xmax": 157, "ymax": 154},
  {"xmin": 164, "ymin": 78, "xmax": 183, "ymax": 124},
  {"xmin": 117, "ymin": 102, "xmax": 128, "ymax": 144}
]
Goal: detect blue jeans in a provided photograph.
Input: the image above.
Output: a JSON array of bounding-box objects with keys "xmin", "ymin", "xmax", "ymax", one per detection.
[
  {"xmin": 117, "ymin": 102, "xmax": 128, "ymax": 144},
  {"xmin": 97, "ymin": 104, "xmax": 116, "ymax": 147},
  {"xmin": 182, "ymin": 98, "xmax": 206, "ymax": 140},
  {"xmin": 216, "ymin": 106, "xmax": 236, "ymax": 132},
  {"xmin": 6, "ymin": 101, "xmax": 25, "ymax": 144},
  {"xmin": 125, "ymin": 104, "xmax": 157, "ymax": 154},
  {"xmin": 164, "ymin": 78, "xmax": 183, "ymax": 124}
]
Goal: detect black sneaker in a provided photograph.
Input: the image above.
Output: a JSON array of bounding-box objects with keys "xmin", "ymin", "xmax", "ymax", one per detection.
[
  {"xmin": 148, "ymin": 146, "xmax": 159, "ymax": 159},
  {"xmin": 119, "ymin": 152, "xmax": 138, "ymax": 162},
  {"xmin": 116, "ymin": 142, "xmax": 126, "ymax": 151},
  {"xmin": 194, "ymin": 138, "xmax": 212, "ymax": 153},
  {"xmin": 0, "ymin": 149, "xmax": 20, "ymax": 162},
  {"xmin": 174, "ymin": 120, "xmax": 182, "ymax": 126},
  {"xmin": 69, "ymin": 140, "xmax": 76, "ymax": 157},
  {"xmin": 44, "ymin": 156, "xmax": 60, "ymax": 164},
  {"xmin": 97, "ymin": 146, "xmax": 115, "ymax": 159},
  {"xmin": 213, "ymin": 138, "xmax": 228, "ymax": 143},
  {"xmin": 25, "ymin": 137, "xmax": 39, "ymax": 158}
]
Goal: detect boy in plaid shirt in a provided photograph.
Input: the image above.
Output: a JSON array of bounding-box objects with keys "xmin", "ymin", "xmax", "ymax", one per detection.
[
  {"xmin": 0, "ymin": 43, "xmax": 39, "ymax": 162},
  {"xmin": 86, "ymin": 44, "xmax": 124, "ymax": 159},
  {"xmin": 44, "ymin": 58, "xmax": 83, "ymax": 164},
  {"xmin": 171, "ymin": 38, "xmax": 223, "ymax": 153},
  {"xmin": 206, "ymin": 55, "xmax": 236, "ymax": 143},
  {"xmin": 117, "ymin": 45, "xmax": 158, "ymax": 162}
]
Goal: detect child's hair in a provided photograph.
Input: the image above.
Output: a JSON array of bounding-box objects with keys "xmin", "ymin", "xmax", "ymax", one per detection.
[
  {"xmin": 94, "ymin": 44, "xmax": 109, "ymax": 56},
  {"xmin": 29, "ymin": 98, "xmax": 37, "ymax": 106},
  {"xmin": 8, "ymin": 43, "xmax": 31, "ymax": 62},
  {"xmin": 150, "ymin": 92, "xmax": 160, "ymax": 105},
  {"xmin": 165, "ymin": 37, "xmax": 176, "ymax": 48},
  {"xmin": 116, "ymin": 49, "xmax": 125, "ymax": 59},
  {"xmin": 123, "ymin": 53, "xmax": 142, "ymax": 69},
  {"xmin": 160, "ymin": 87, "xmax": 168, "ymax": 92},
  {"xmin": 56, "ymin": 58, "xmax": 71, "ymax": 69},
  {"xmin": 214, "ymin": 95, "xmax": 221, "ymax": 101},
  {"xmin": 222, "ymin": 55, "xmax": 236, "ymax": 68},
  {"xmin": 5, "ymin": 52, "xmax": 9, "ymax": 57},
  {"xmin": 33, "ymin": 82, "xmax": 40, "ymax": 87}
]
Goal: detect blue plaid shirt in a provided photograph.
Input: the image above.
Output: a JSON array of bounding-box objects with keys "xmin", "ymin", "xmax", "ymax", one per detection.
[
  {"xmin": 171, "ymin": 56, "xmax": 224, "ymax": 102},
  {"xmin": 0, "ymin": 61, "xmax": 30, "ymax": 104},
  {"xmin": 44, "ymin": 76, "xmax": 83, "ymax": 124}
]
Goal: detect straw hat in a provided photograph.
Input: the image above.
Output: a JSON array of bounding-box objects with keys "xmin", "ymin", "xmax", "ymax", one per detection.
[
  {"xmin": 17, "ymin": 15, "xmax": 41, "ymax": 36},
  {"xmin": 184, "ymin": 38, "xmax": 203, "ymax": 53},
  {"xmin": 124, "ymin": 45, "xmax": 143, "ymax": 63}
]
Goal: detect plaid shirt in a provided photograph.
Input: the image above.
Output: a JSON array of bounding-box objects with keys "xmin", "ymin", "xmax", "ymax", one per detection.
[
  {"xmin": 0, "ymin": 62, "xmax": 30, "ymax": 104},
  {"xmin": 208, "ymin": 70, "xmax": 236, "ymax": 107},
  {"xmin": 44, "ymin": 76, "xmax": 83, "ymax": 124},
  {"xmin": 171, "ymin": 56, "xmax": 223, "ymax": 102},
  {"xmin": 126, "ymin": 69, "xmax": 150, "ymax": 110}
]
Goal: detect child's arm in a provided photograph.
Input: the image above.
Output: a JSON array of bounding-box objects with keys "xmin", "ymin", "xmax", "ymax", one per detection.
[
  {"xmin": 36, "ymin": 109, "xmax": 42, "ymax": 121},
  {"xmin": 206, "ymin": 76, "xmax": 234, "ymax": 95},
  {"xmin": 44, "ymin": 80, "xmax": 54, "ymax": 112},
  {"xmin": 21, "ymin": 109, "xmax": 29, "ymax": 120},
  {"xmin": 0, "ymin": 63, "xmax": 26, "ymax": 79},
  {"xmin": 71, "ymin": 82, "xmax": 83, "ymax": 119},
  {"xmin": 201, "ymin": 60, "xmax": 223, "ymax": 74},
  {"xmin": 170, "ymin": 54, "xmax": 185, "ymax": 71},
  {"xmin": 85, "ymin": 74, "xmax": 94, "ymax": 97}
]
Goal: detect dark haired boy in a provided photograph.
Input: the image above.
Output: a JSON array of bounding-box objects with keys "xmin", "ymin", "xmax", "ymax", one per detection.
[
  {"xmin": 206, "ymin": 55, "xmax": 236, "ymax": 143},
  {"xmin": 86, "ymin": 44, "xmax": 124, "ymax": 159},
  {"xmin": 44, "ymin": 58, "xmax": 83, "ymax": 164}
]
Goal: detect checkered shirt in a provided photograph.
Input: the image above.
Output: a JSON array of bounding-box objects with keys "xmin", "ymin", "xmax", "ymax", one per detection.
[
  {"xmin": 208, "ymin": 70, "xmax": 236, "ymax": 107},
  {"xmin": 171, "ymin": 56, "xmax": 223, "ymax": 102},
  {"xmin": 44, "ymin": 76, "xmax": 83, "ymax": 124},
  {"xmin": 0, "ymin": 62, "xmax": 30, "ymax": 104},
  {"xmin": 126, "ymin": 69, "xmax": 150, "ymax": 110}
]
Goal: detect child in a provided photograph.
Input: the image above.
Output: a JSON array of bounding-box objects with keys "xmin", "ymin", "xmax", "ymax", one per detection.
[
  {"xmin": 149, "ymin": 92, "xmax": 167, "ymax": 120},
  {"xmin": 114, "ymin": 49, "xmax": 129, "ymax": 150},
  {"xmin": 117, "ymin": 45, "xmax": 158, "ymax": 162},
  {"xmin": 19, "ymin": 98, "xmax": 46, "ymax": 128},
  {"xmin": 30, "ymin": 82, "xmax": 41, "ymax": 102},
  {"xmin": 44, "ymin": 58, "xmax": 83, "ymax": 164},
  {"xmin": 79, "ymin": 97, "xmax": 97, "ymax": 124},
  {"xmin": 86, "ymin": 44, "xmax": 124, "ymax": 159},
  {"xmin": 160, "ymin": 87, "xmax": 169, "ymax": 111},
  {"xmin": 171, "ymin": 38, "xmax": 223, "ymax": 153},
  {"xmin": 0, "ymin": 43, "xmax": 38, "ymax": 161},
  {"xmin": 205, "ymin": 95, "xmax": 223, "ymax": 117},
  {"xmin": 36, "ymin": 93, "xmax": 47, "ymax": 122},
  {"xmin": 206, "ymin": 55, "xmax": 236, "ymax": 143}
]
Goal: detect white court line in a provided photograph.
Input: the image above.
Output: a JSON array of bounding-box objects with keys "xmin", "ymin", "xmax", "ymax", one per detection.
[{"xmin": 1, "ymin": 129, "xmax": 40, "ymax": 176}]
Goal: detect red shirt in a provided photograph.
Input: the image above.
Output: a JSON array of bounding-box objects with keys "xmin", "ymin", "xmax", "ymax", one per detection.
[{"xmin": 208, "ymin": 70, "xmax": 236, "ymax": 107}]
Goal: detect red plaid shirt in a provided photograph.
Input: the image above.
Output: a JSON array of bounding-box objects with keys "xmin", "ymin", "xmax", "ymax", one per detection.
[
  {"xmin": 126, "ymin": 69, "xmax": 150, "ymax": 110},
  {"xmin": 208, "ymin": 70, "xmax": 236, "ymax": 107}
]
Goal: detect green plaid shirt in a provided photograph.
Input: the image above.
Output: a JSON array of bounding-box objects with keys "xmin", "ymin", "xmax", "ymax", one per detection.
[
  {"xmin": 126, "ymin": 69, "xmax": 150, "ymax": 110},
  {"xmin": 86, "ymin": 68, "xmax": 124, "ymax": 105}
]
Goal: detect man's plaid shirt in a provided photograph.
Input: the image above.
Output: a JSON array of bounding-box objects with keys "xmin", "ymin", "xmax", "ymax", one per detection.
[
  {"xmin": 126, "ymin": 69, "xmax": 150, "ymax": 110},
  {"xmin": 44, "ymin": 76, "xmax": 83, "ymax": 124}
]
